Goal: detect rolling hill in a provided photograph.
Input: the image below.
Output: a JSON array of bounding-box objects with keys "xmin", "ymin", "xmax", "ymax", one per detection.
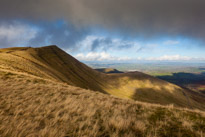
[
  {"xmin": 0, "ymin": 69, "xmax": 205, "ymax": 137},
  {"xmin": 0, "ymin": 45, "xmax": 205, "ymax": 136},
  {"xmin": 0, "ymin": 45, "xmax": 204, "ymax": 110}
]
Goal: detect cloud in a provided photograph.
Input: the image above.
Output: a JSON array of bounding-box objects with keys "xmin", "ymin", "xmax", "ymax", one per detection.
[
  {"xmin": 0, "ymin": 21, "xmax": 37, "ymax": 47},
  {"xmin": 75, "ymin": 52, "xmax": 131, "ymax": 61},
  {"xmin": 146, "ymin": 55, "xmax": 194, "ymax": 61},
  {"xmin": 0, "ymin": 20, "xmax": 90, "ymax": 49},
  {"xmin": 0, "ymin": 0, "xmax": 205, "ymax": 41},
  {"xmin": 28, "ymin": 21, "xmax": 90, "ymax": 50},
  {"xmin": 75, "ymin": 53, "xmax": 205, "ymax": 62},
  {"xmin": 74, "ymin": 52, "xmax": 205, "ymax": 63},
  {"xmin": 163, "ymin": 40, "xmax": 180, "ymax": 45},
  {"xmin": 76, "ymin": 35, "xmax": 141, "ymax": 52}
]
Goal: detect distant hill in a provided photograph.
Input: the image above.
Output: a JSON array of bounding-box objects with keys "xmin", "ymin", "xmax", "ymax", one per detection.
[
  {"xmin": 95, "ymin": 68, "xmax": 124, "ymax": 73},
  {"xmin": 0, "ymin": 45, "xmax": 205, "ymax": 109}
]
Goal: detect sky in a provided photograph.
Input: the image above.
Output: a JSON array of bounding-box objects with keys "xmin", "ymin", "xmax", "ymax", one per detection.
[{"xmin": 0, "ymin": 0, "xmax": 205, "ymax": 62}]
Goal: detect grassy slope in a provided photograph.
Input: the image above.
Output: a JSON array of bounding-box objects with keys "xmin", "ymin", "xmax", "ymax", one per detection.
[
  {"xmin": 0, "ymin": 46, "xmax": 105, "ymax": 92},
  {"xmin": 0, "ymin": 70, "xmax": 205, "ymax": 137},
  {"xmin": 0, "ymin": 46, "xmax": 204, "ymax": 110}
]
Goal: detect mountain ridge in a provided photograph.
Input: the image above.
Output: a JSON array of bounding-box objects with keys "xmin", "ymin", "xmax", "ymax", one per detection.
[{"xmin": 0, "ymin": 45, "xmax": 204, "ymax": 109}]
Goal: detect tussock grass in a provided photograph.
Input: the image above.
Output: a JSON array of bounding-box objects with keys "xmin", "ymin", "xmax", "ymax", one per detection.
[{"xmin": 0, "ymin": 71, "xmax": 205, "ymax": 137}]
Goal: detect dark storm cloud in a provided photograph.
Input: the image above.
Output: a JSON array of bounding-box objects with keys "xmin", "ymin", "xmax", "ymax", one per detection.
[{"xmin": 0, "ymin": 0, "xmax": 205, "ymax": 41}]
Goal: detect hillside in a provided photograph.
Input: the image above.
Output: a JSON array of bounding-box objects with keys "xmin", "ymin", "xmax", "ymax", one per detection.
[
  {"xmin": 0, "ymin": 45, "xmax": 205, "ymax": 110},
  {"xmin": 0, "ymin": 70, "xmax": 205, "ymax": 137},
  {"xmin": 95, "ymin": 68, "xmax": 124, "ymax": 73},
  {"xmin": 157, "ymin": 72, "xmax": 205, "ymax": 94}
]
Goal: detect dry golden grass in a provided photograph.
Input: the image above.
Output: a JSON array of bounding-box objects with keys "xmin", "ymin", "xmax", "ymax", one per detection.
[
  {"xmin": 0, "ymin": 70, "xmax": 205, "ymax": 137},
  {"xmin": 0, "ymin": 45, "xmax": 205, "ymax": 110}
]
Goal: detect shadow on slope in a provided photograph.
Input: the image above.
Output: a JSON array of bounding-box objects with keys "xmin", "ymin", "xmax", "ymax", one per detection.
[
  {"xmin": 157, "ymin": 72, "xmax": 205, "ymax": 94},
  {"xmin": 157, "ymin": 72, "xmax": 205, "ymax": 86},
  {"xmin": 95, "ymin": 68, "xmax": 124, "ymax": 73}
]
